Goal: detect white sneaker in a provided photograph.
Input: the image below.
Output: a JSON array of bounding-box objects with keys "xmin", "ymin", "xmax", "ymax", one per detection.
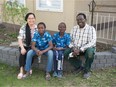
[{"xmin": 83, "ymin": 72, "xmax": 91, "ymax": 79}]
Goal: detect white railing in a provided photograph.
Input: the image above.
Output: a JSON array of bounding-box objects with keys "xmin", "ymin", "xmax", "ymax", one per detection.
[
  {"xmin": 94, "ymin": 13, "xmax": 116, "ymax": 41},
  {"xmin": 78, "ymin": 12, "xmax": 116, "ymax": 45}
]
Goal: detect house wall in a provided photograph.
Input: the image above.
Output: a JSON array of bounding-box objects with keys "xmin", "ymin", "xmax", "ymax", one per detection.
[
  {"xmin": 30, "ymin": 0, "xmax": 75, "ymax": 33},
  {"xmin": 0, "ymin": 0, "xmax": 4, "ymax": 4},
  {"xmin": 1, "ymin": 0, "xmax": 116, "ymax": 33},
  {"xmin": 25, "ymin": 0, "xmax": 35, "ymax": 13},
  {"xmin": 74, "ymin": 0, "xmax": 92, "ymax": 25},
  {"xmin": 95, "ymin": 0, "xmax": 116, "ymax": 14}
]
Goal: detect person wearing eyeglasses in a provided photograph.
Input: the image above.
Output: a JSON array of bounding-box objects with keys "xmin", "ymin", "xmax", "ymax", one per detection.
[{"xmin": 17, "ymin": 12, "xmax": 37, "ymax": 79}]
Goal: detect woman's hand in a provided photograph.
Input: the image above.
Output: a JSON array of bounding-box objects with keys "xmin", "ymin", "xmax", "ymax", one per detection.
[{"xmin": 21, "ymin": 48, "xmax": 26, "ymax": 55}]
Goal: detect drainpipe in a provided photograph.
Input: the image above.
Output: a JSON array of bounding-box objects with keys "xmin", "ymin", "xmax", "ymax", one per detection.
[{"xmin": 89, "ymin": 0, "xmax": 96, "ymax": 26}]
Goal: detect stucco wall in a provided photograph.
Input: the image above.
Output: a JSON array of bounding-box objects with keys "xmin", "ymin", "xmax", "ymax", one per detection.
[
  {"xmin": 32, "ymin": 0, "xmax": 75, "ymax": 33},
  {"xmin": 0, "ymin": 0, "xmax": 4, "ymax": 4}
]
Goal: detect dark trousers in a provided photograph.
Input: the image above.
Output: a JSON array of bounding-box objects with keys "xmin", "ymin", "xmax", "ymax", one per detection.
[
  {"xmin": 64, "ymin": 47, "xmax": 95, "ymax": 72},
  {"xmin": 19, "ymin": 47, "xmax": 34, "ymax": 68},
  {"xmin": 53, "ymin": 50, "xmax": 64, "ymax": 72}
]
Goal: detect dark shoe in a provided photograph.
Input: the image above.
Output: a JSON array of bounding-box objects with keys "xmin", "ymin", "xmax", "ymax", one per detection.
[
  {"xmin": 72, "ymin": 67, "xmax": 84, "ymax": 74},
  {"xmin": 57, "ymin": 71, "xmax": 63, "ymax": 78},
  {"xmin": 53, "ymin": 71, "xmax": 58, "ymax": 77},
  {"xmin": 83, "ymin": 72, "xmax": 91, "ymax": 79}
]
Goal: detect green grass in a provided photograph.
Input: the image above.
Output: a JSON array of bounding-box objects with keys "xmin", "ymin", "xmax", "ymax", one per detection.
[{"xmin": 0, "ymin": 63, "xmax": 116, "ymax": 87}]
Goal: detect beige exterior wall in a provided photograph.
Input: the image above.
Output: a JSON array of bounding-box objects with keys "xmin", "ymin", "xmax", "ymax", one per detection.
[
  {"xmin": 95, "ymin": 0, "xmax": 116, "ymax": 13},
  {"xmin": 74, "ymin": 0, "xmax": 92, "ymax": 25},
  {"xmin": 75, "ymin": 0, "xmax": 116, "ymax": 25},
  {"xmin": 33, "ymin": 0, "xmax": 75, "ymax": 33},
  {"xmin": 0, "ymin": 0, "xmax": 4, "ymax": 4},
  {"xmin": 1, "ymin": 0, "xmax": 116, "ymax": 32},
  {"xmin": 25, "ymin": 0, "xmax": 35, "ymax": 13}
]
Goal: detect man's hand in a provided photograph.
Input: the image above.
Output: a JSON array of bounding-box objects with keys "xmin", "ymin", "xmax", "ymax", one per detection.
[
  {"xmin": 36, "ymin": 50, "xmax": 40, "ymax": 56},
  {"xmin": 53, "ymin": 47, "xmax": 63, "ymax": 50},
  {"xmin": 36, "ymin": 50, "xmax": 45, "ymax": 56},
  {"xmin": 72, "ymin": 49, "xmax": 80, "ymax": 56},
  {"xmin": 38, "ymin": 50, "xmax": 44, "ymax": 55}
]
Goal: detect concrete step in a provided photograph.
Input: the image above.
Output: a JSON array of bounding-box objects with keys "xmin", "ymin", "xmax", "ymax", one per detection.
[{"xmin": 111, "ymin": 47, "xmax": 116, "ymax": 54}]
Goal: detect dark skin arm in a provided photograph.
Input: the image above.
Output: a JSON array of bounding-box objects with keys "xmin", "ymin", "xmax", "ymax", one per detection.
[
  {"xmin": 31, "ymin": 41, "xmax": 53, "ymax": 56},
  {"xmin": 72, "ymin": 48, "xmax": 80, "ymax": 56},
  {"xmin": 53, "ymin": 47, "xmax": 66, "ymax": 51},
  {"xmin": 53, "ymin": 44, "xmax": 68, "ymax": 51}
]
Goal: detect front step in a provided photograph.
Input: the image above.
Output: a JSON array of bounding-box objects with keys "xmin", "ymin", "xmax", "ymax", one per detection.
[{"xmin": 97, "ymin": 38, "xmax": 116, "ymax": 46}]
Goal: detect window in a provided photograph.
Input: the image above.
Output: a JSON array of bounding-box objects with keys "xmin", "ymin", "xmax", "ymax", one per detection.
[
  {"xmin": 17, "ymin": 0, "xmax": 25, "ymax": 6},
  {"xmin": 6, "ymin": 0, "xmax": 15, "ymax": 2},
  {"xmin": 6, "ymin": 0, "xmax": 25, "ymax": 6},
  {"xmin": 36, "ymin": 0, "xmax": 63, "ymax": 12}
]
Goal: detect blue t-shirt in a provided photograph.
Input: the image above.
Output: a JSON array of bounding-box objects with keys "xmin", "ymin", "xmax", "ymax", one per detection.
[
  {"xmin": 52, "ymin": 32, "xmax": 70, "ymax": 48},
  {"xmin": 32, "ymin": 31, "xmax": 52, "ymax": 50}
]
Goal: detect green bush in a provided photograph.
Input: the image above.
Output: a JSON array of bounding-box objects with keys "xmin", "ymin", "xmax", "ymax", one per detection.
[{"xmin": 2, "ymin": 0, "xmax": 28, "ymax": 32}]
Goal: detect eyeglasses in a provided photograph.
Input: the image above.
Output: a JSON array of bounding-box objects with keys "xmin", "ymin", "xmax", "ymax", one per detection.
[{"xmin": 27, "ymin": 18, "xmax": 35, "ymax": 20}]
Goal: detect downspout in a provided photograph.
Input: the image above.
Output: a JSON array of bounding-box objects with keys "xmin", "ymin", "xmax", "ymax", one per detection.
[{"xmin": 88, "ymin": 0, "xmax": 96, "ymax": 26}]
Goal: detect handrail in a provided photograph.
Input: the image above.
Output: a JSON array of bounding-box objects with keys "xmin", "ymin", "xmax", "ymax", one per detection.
[
  {"xmin": 96, "ymin": 5, "xmax": 116, "ymax": 8},
  {"xmin": 93, "ymin": 11, "xmax": 116, "ymax": 14}
]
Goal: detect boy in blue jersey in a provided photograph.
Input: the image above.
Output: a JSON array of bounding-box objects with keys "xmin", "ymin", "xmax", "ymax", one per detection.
[
  {"xmin": 24, "ymin": 22, "xmax": 53, "ymax": 80},
  {"xmin": 52, "ymin": 22, "xmax": 70, "ymax": 78}
]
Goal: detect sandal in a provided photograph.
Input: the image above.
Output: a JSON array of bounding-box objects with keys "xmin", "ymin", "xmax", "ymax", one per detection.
[
  {"xmin": 23, "ymin": 69, "xmax": 32, "ymax": 78},
  {"xmin": 45, "ymin": 73, "xmax": 51, "ymax": 81},
  {"xmin": 17, "ymin": 73, "xmax": 23, "ymax": 79},
  {"xmin": 23, "ymin": 72, "xmax": 30, "ymax": 78}
]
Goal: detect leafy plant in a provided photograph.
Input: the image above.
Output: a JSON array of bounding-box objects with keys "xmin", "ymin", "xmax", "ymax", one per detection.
[
  {"xmin": 8, "ymin": 33, "xmax": 17, "ymax": 38},
  {"xmin": 2, "ymin": 0, "xmax": 28, "ymax": 31}
]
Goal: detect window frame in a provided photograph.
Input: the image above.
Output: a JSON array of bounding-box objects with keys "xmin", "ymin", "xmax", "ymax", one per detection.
[
  {"xmin": 18, "ymin": 0, "xmax": 26, "ymax": 6},
  {"xmin": 6, "ymin": 0, "xmax": 26, "ymax": 6},
  {"xmin": 36, "ymin": 0, "xmax": 63, "ymax": 12}
]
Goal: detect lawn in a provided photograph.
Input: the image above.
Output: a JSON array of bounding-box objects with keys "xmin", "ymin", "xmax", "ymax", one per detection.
[{"xmin": 0, "ymin": 63, "xmax": 116, "ymax": 87}]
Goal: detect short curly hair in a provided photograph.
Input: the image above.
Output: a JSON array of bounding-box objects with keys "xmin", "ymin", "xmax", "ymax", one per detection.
[{"xmin": 76, "ymin": 13, "xmax": 86, "ymax": 20}]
